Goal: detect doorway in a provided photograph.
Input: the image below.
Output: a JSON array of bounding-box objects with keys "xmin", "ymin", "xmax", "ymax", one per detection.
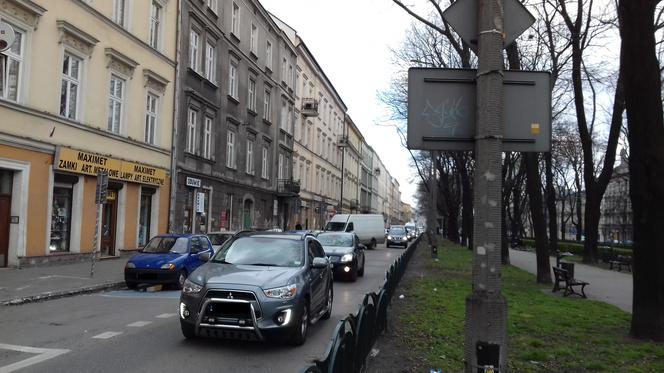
[
  {"xmin": 243, "ymin": 199, "xmax": 253, "ymax": 230},
  {"xmin": 0, "ymin": 170, "xmax": 12, "ymax": 267},
  {"xmin": 101, "ymin": 190, "xmax": 118, "ymax": 256}
]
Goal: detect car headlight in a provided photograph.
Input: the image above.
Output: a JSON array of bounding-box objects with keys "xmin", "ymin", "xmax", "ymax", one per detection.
[
  {"xmin": 182, "ymin": 279, "xmax": 203, "ymax": 294},
  {"xmin": 340, "ymin": 254, "xmax": 353, "ymax": 262},
  {"xmin": 264, "ymin": 284, "xmax": 297, "ymax": 299},
  {"xmin": 160, "ymin": 263, "xmax": 176, "ymax": 270},
  {"xmin": 387, "ymin": 236, "xmax": 392, "ymax": 240},
  {"xmin": 125, "ymin": 262, "xmax": 136, "ymax": 269},
  {"xmin": 402, "ymin": 236, "xmax": 408, "ymax": 241}
]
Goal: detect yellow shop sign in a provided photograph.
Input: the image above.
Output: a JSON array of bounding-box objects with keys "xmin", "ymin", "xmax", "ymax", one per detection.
[{"xmin": 54, "ymin": 147, "xmax": 167, "ymax": 186}]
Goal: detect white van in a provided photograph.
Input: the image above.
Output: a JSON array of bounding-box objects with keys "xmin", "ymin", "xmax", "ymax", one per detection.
[{"xmin": 325, "ymin": 214, "xmax": 386, "ymax": 249}]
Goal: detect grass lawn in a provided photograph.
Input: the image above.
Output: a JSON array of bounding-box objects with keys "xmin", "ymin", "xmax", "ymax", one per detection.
[{"xmin": 396, "ymin": 240, "xmax": 664, "ymax": 372}]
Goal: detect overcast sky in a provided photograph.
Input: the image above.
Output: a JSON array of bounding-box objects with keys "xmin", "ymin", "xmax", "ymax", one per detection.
[{"xmin": 260, "ymin": 0, "xmax": 420, "ymax": 207}]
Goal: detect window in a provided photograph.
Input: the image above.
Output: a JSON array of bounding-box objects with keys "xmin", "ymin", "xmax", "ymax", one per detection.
[
  {"xmin": 113, "ymin": 0, "xmax": 127, "ymax": 27},
  {"xmin": 278, "ymin": 153, "xmax": 284, "ymax": 179},
  {"xmin": 60, "ymin": 53, "xmax": 82, "ymax": 120},
  {"xmin": 203, "ymin": 116, "xmax": 212, "ymax": 159},
  {"xmin": 189, "ymin": 29, "xmax": 200, "ymax": 71},
  {"xmin": 288, "ymin": 64, "xmax": 293, "ymax": 87},
  {"xmin": 149, "ymin": 1, "xmax": 161, "ymax": 49},
  {"xmin": 246, "ymin": 140, "xmax": 254, "ymax": 175},
  {"xmin": 288, "ymin": 105, "xmax": 294, "ymax": 134},
  {"xmin": 231, "ymin": 2, "xmax": 240, "ymax": 36},
  {"xmin": 0, "ymin": 24, "xmax": 23, "ymax": 102},
  {"xmin": 263, "ymin": 88, "xmax": 272, "ymax": 121},
  {"xmin": 266, "ymin": 41, "xmax": 272, "ymax": 70},
  {"xmin": 280, "ymin": 102, "xmax": 287, "ymax": 131},
  {"xmin": 281, "ymin": 58, "xmax": 287, "ymax": 82},
  {"xmin": 107, "ymin": 75, "xmax": 125, "ymax": 134},
  {"xmin": 228, "ymin": 58, "xmax": 238, "ymax": 99},
  {"xmin": 204, "ymin": 41, "xmax": 216, "ymax": 82},
  {"xmin": 248, "ymin": 77, "xmax": 256, "ymax": 112},
  {"xmin": 226, "ymin": 131, "xmax": 236, "ymax": 168},
  {"xmin": 207, "ymin": 0, "xmax": 218, "ymax": 13},
  {"xmin": 250, "ymin": 23, "xmax": 258, "ymax": 55},
  {"xmin": 50, "ymin": 183, "xmax": 73, "ymax": 252},
  {"xmin": 138, "ymin": 188, "xmax": 155, "ymax": 247},
  {"xmin": 144, "ymin": 93, "xmax": 158, "ymax": 144},
  {"xmin": 261, "ymin": 147, "xmax": 269, "ymax": 179},
  {"xmin": 186, "ymin": 108, "xmax": 197, "ymax": 153}
]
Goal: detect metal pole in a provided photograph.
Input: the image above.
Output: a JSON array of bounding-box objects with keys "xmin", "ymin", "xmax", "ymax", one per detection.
[
  {"xmin": 90, "ymin": 202, "xmax": 100, "ymax": 278},
  {"xmin": 464, "ymin": 0, "xmax": 508, "ymax": 371}
]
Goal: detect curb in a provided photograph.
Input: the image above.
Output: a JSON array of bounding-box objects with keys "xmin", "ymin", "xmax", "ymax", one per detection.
[{"xmin": 1, "ymin": 281, "xmax": 126, "ymax": 306}]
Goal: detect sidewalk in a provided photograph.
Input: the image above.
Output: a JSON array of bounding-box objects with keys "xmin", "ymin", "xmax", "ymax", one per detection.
[
  {"xmin": 509, "ymin": 248, "xmax": 633, "ymax": 313},
  {"xmin": 0, "ymin": 258, "xmax": 127, "ymax": 305}
]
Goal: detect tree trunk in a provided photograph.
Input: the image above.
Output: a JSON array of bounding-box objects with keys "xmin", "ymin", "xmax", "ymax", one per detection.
[
  {"xmin": 619, "ymin": 0, "xmax": 664, "ymax": 342},
  {"xmin": 560, "ymin": 197, "xmax": 566, "ymax": 241},
  {"xmin": 456, "ymin": 154, "xmax": 473, "ymax": 248},
  {"xmin": 545, "ymin": 153, "xmax": 558, "ymax": 253},
  {"xmin": 525, "ymin": 153, "xmax": 551, "ymax": 284}
]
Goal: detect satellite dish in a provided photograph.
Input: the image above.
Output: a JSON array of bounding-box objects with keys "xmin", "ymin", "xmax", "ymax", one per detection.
[{"xmin": 0, "ymin": 22, "xmax": 16, "ymax": 53}]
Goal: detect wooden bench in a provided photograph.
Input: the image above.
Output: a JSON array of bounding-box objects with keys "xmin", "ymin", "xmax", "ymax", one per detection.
[
  {"xmin": 609, "ymin": 255, "xmax": 632, "ymax": 272},
  {"xmin": 552, "ymin": 266, "xmax": 589, "ymax": 298}
]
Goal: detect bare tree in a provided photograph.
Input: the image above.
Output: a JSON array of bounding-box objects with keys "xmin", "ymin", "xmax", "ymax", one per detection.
[{"xmin": 618, "ymin": 0, "xmax": 664, "ymax": 342}]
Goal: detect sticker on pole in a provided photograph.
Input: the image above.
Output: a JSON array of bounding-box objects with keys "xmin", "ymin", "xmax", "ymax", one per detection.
[{"xmin": 0, "ymin": 22, "xmax": 16, "ymax": 52}]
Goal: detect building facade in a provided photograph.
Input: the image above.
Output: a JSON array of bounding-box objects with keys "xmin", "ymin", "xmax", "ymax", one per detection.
[
  {"xmin": 599, "ymin": 150, "xmax": 632, "ymax": 243},
  {"xmin": 171, "ymin": 0, "xmax": 298, "ymax": 234},
  {"xmin": 341, "ymin": 115, "xmax": 361, "ymax": 214},
  {"xmin": 0, "ymin": 0, "xmax": 175, "ymax": 267}
]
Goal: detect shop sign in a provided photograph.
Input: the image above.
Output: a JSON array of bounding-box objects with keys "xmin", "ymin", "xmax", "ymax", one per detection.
[
  {"xmin": 54, "ymin": 147, "xmax": 167, "ymax": 186},
  {"xmin": 196, "ymin": 192, "xmax": 205, "ymax": 213},
  {"xmin": 186, "ymin": 177, "xmax": 201, "ymax": 188}
]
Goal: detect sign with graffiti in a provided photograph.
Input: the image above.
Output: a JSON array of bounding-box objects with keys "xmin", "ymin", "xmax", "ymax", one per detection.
[
  {"xmin": 407, "ymin": 68, "xmax": 551, "ymax": 152},
  {"xmin": 54, "ymin": 147, "xmax": 167, "ymax": 186}
]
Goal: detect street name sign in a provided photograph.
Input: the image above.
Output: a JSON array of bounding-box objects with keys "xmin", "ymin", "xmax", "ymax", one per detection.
[
  {"xmin": 442, "ymin": 0, "xmax": 535, "ymax": 52},
  {"xmin": 407, "ymin": 68, "xmax": 551, "ymax": 152}
]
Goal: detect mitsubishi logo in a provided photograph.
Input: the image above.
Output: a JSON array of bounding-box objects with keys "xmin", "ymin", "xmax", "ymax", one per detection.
[{"xmin": 227, "ymin": 292, "xmax": 234, "ymax": 299}]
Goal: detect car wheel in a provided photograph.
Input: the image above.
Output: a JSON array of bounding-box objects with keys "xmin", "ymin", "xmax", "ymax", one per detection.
[
  {"xmin": 180, "ymin": 321, "xmax": 195, "ymax": 339},
  {"xmin": 321, "ymin": 285, "xmax": 333, "ymax": 320},
  {"xmin": 290, "ymin": 302, "xmax": 309, "ymax": 346},
  {"xmin": 386, "ymin": 243, "xmax": 390, "ymax": 248},
  {"xmin": 126, "ymin": 281, "xmax": 138, "ymax": 290},
  {"xmin": 358, "ymin": 258, "xmax": 365, "ymax": 277},
  {"xmin": 370, "ymin": 238, "xmax": 377, "ymax": 249},
  {"xmin": 175, "ymin": 270, "xmax": 187, "ymax": 290}
]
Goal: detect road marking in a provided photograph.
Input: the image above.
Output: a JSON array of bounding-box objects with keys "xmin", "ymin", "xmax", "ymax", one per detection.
[
  {"xmin": 38, "ymin": 275, "xmax": 90, "ymax": 280},
  {"xmin": 92, "ymin": 331, "xmax": 123, "ymax": 339},
  {"xmin": 155, "ymin": 313, "xmax": 176, "ymax": 319},
  {"xmin": 127, "ymin": 321, "xmax": 152, "ymax": 327},
  {"xmin": 0, "ymin": 343, "xmax": 69, "ymax": 373},
  {"xmin": 14, "ymin": 286, "xmax": 30, "ymax": 291}
]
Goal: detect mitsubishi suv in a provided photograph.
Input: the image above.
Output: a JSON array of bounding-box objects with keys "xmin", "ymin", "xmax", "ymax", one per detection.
[{"xmin": 178, "ymin": 232, "xmax": 333, "ymax": 345}]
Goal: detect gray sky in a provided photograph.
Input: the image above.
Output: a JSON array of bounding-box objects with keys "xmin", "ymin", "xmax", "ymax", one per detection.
[{"xmin": 261, "ymin": 0, "xmax": 420, "ymax": 206}]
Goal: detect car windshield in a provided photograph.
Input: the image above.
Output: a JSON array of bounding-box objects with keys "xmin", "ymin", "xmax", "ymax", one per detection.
[
  {"xmin": 317, "ymin": 234, "xmax": 352, "ymax": 247},
  {"xmin": 214, "ymin": 237, "xmax": 303, "ymax": 267},
  {"xmin": 142, "ymin": 237, "xmax": 189, "ymax": 254},
  {"xmin": 389, "ymin": 227, "xmax": 405, "ymax": 234},
  {"xmin": 209, "ymin": 234, "xmax": 232, "ymax": 245},
  {"xmin": 325, "ymin": 222, "xmax": 346, "ymax": 231}
]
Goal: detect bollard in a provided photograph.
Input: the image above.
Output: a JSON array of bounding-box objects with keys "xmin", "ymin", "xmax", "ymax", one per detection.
[{"xmin": 431, "ymin": 245, "xmax": 438, "ymax": 258}]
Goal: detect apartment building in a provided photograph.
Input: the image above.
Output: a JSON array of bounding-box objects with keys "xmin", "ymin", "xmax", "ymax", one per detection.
[
  {"xmin": 0, "ymin": 0, "xmax": 176, "ymax": 267},
  {"xmin": 171, "ymin": 0, "xmax": 298, "ymax": 233},
  {"xmin": 341, "ymin": 115, "xmax": 362, "ymax": 213}
]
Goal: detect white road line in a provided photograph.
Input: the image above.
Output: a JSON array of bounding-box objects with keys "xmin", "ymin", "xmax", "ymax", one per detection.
[
  {"xmin": 0, "ymin": 343, "xmax": 69, "ymax": 373},
  {"xmin": 155, "ymin": 313, "xmax": 176, "ymax": 319},
  {"xmin": 92, "ymin": 331, "xmax": 123, "ymax": 339},
  {"xmin": 127, "ymin": 321, "xmax": 152, "ymax": 327}
]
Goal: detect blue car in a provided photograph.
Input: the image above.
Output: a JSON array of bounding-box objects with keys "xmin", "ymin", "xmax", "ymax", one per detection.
[{"xmin": 124, "ymin": 234, "xmax": 214, "ymax": 290}]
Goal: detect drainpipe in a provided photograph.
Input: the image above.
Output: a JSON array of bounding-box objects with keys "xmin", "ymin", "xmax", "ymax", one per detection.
[{"xmin": 168, "ymin": 0, "xmax": 183, "ymax": 233}]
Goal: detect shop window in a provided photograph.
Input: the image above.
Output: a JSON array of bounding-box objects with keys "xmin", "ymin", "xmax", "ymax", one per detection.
[
  {"xmin": 50, "ymin": 181, "xmax": 74, "ymax": 252},
  {"xmin": 138, "ymin": 187, "xmax": 155, "ymax": 246}
]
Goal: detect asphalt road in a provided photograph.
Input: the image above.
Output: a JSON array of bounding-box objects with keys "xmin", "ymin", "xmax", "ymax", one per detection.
[{"xmin": 0, "ymin": 243, "xmax": 406, "ymax": 373}]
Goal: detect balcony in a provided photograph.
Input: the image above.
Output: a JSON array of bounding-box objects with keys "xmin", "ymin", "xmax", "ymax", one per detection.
[
  {"xmin": 277, "ymin": 179, "xmax": 300, "ymax": 197},
  {"xmin": 301, "ymin": 98, "xmax": 319, "ymax": 117},
  {"xmin": 337, "ymin": 135, "xmax": 348, "ymax": 147}
]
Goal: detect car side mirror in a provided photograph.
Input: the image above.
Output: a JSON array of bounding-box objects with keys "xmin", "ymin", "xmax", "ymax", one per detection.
[
  {"xmin": 312, "ymin": 257, "xmax": 328, "ymax": 269},
  {"xmin": 358, "ymin": 244, "xmax": 367, "ymax": 251},
  {"xmin": 200, "ymin": 252, "xmax": 211, "ymax": 262}
]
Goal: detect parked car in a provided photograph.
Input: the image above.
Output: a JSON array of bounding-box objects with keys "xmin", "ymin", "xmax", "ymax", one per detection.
[
  {"xmin": 386, "ymin": 225, "xmax": 409, "ymax": 248},
  {"xmin": 179, "ymin": 232, "xmax": 333, "ymax": 345},
  {"xmin": 324, "ymin": 214, "xmax": 386, "ymax": 249},
  {"xmin": 124, "ymin": 234, "xmax": 214, "ymax": 290},
  {"xmin": 317, "ymin": 232, "xmax": 365, "ymax": 282},
  {"xmin": 207, "ymin": 231, "xmax": 237, "ymax": 253}
]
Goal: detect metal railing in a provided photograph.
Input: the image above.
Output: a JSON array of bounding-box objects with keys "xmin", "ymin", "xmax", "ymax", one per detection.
[{"xmin": 301, "ymin": 235, "xmax": 422, "ymax": 373}]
